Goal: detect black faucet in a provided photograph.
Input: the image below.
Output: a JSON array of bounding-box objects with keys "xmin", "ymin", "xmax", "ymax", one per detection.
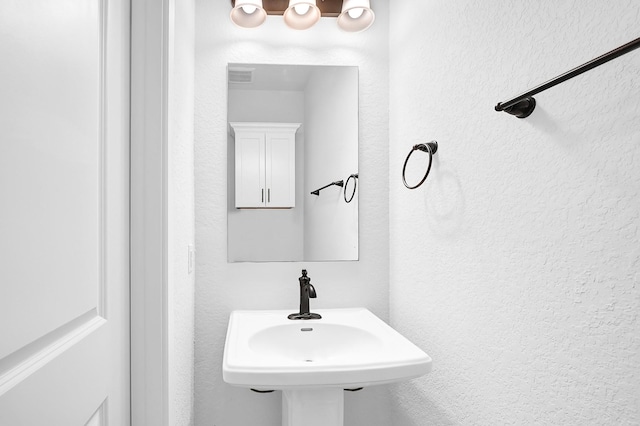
[{"xmin": 288, "ymin": 269, "xmax": 322, "ymax": 320}]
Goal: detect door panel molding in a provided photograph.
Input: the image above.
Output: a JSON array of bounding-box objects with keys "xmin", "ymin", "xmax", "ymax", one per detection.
[
  {"xmin": 0, "ymin": 310, "xmax": 105, "ymax": 397},
  {"xmin": 0, "ymin": 0, "xmax": 109, "ymax": 362},
  {"xmin": 1, "ymin": 0, "xmax": 109, "ymax": 396},
  {"xmin": 86, "ymin": 398, "xmax": 108, "ymax": 426},
  {"xmin": 98, "ymin": 0, "xmax": 108, "ymax": 319}
]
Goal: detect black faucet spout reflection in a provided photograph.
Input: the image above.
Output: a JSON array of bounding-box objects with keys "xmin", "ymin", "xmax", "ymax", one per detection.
[{"xmin": 288, "ymin": 269, "xmax": 322, "ymax": 320}]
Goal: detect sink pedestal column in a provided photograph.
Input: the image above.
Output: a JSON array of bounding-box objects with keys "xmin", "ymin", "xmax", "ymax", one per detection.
[{"xmin": 282, "ymin": 388, "xmax": 344, "ymax": 426}]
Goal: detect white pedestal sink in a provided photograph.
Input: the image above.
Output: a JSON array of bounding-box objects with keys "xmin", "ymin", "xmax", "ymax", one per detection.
[
  {"xmin": 223, "ymin": 308, "xmax": 432, "ymax": 426},
  {"xmin": 282, "ymin": 388, "xmax": 343, "ymax": 426}
]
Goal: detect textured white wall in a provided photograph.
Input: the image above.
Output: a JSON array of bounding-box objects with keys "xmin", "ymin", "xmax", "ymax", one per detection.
[
  {"xmin": 194, "ymin": 1, "xmax": 390, "ymax": 425},
  {"xmin": 389, "ymin": 1, "xmax": 640, "ymax": 424},
  {"xmin": 168, "ymin": 0, "xmax": 195, "ymax": 424}
]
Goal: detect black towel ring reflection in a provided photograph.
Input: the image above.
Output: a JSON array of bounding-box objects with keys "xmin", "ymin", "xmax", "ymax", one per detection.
[
  {"xmin": 402, "ymin": 141, "xmax": 438, "ymax": 189},
  {"xmin": 344, "ymin": 173, "xmax": 358, "ymax": 203}
]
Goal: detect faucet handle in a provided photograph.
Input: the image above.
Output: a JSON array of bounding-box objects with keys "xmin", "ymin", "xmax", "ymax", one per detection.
[{"xmin": 299, "ymin": 269, "xmax": 310, "ymax": 286}]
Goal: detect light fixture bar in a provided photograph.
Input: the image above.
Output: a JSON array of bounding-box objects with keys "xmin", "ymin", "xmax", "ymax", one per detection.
[{"xmin": 230, "ymin": 0, "xmax": 343, "ymax": 17}]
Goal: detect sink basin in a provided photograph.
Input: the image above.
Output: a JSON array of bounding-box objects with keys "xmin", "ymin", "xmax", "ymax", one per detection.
[
  {"xmin": 249, "ymin": 322, "xmax": 381, "ymax": 363},
  {"xmin": 223, "ymin": 307, "xmax": 432, "ymax": 389}
]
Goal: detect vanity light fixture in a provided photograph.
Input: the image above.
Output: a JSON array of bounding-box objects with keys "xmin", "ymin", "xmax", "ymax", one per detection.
[
  {"xmin": 230, "ymin": 0, "xmax": 267, "ymax": 28},
  {"xmin": 229, "ymin": 0, "xmax": 375, "ymax": 31}
]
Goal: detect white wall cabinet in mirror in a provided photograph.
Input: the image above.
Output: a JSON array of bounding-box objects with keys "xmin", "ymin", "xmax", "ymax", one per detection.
[
  {"xmin": 227, "ymin": 63, "xmax": 358, "ymax": 263},
  {"xmin": 231, "ymin": 122, "xmax": 300, "ymax": 209}
]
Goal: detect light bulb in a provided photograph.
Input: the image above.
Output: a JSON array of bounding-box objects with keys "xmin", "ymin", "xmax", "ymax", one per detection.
[
  {"xmin": 294, "ymin": 3, "xmax": 310, "ymax": 15},
  {"xmin": 347, "ymin": 8, "xmax": 364, "ymax": 19},
  {"xmin": 241, "ymin": 5, "xmax": 257, "ymax": 14}
]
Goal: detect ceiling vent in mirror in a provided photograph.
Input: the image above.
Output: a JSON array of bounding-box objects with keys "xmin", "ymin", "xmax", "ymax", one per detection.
[
  {"xmin": 229, "ymin": 0, "xmax": 375, "ymax": 32},
  {"xmin": 228, "ymin": 67, "xmax": 255, "ymax": 84}
]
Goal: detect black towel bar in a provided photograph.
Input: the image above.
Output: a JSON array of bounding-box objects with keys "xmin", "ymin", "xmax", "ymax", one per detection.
[
  {"xmin": 495, "ymin": 36, "xmax": 640, "ymax": 118},
  {"xmin": 311, "ymin": 180, "xmax": 344, "ymax": 196}
]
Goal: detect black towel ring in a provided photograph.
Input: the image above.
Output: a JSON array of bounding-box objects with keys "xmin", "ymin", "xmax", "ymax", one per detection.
[
  {"xmin": 344, "ymin": 173, "xmax": 358, "ymax": 203},
  {"xmin": 402, "ymin": 141, "xmax": 438, "ymax": 190}
]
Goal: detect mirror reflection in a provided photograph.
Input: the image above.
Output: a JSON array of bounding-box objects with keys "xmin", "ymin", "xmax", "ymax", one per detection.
[{"xmin": 227, "ymin": 63, "xmax": 359, "ymax": 262}]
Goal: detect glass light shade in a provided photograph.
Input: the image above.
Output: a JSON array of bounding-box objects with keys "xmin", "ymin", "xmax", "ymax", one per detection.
[
  {"xmin": 230, "ymin": 0, "xmax": 267, "ymax": 28},
  {"xmin": 337, "ymin": 0, "xmax": 375, "ymax": 32},
  {"xmin": 283, "ymin": 0, "xmax": 321, "ymax": 30}
]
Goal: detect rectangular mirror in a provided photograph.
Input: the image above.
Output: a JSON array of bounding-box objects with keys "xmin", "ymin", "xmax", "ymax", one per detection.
[{"xmin": 227, "ymin": 63, "xmax": 359, "ymax": 262}]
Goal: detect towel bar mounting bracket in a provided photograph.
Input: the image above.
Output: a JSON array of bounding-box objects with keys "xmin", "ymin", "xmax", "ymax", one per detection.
[{"xmin": 495, "ymin": 97, "xmax": 536, "ymax": 118}]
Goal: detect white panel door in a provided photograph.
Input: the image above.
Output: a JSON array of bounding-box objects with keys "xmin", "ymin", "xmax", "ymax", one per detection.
[
  {"xmin": 266, "ymin": 133, "xmax": 296, "ymax": 208},
  {"xmin": 0, "ymin": 0, "xmax": 130, "ymax": 425},
  {"xmin": 235, "ymin": 132, "xmax": 266, "ymax": 208}
]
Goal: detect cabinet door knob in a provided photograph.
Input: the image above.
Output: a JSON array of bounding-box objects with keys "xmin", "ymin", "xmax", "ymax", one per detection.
[
  {"xmin": 268, "ymin": 188, "xmax": 270, "ymax": 203},
  {"xmin": 262, "ymin": 189, "xmax": 264, "ymax": 203}
]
